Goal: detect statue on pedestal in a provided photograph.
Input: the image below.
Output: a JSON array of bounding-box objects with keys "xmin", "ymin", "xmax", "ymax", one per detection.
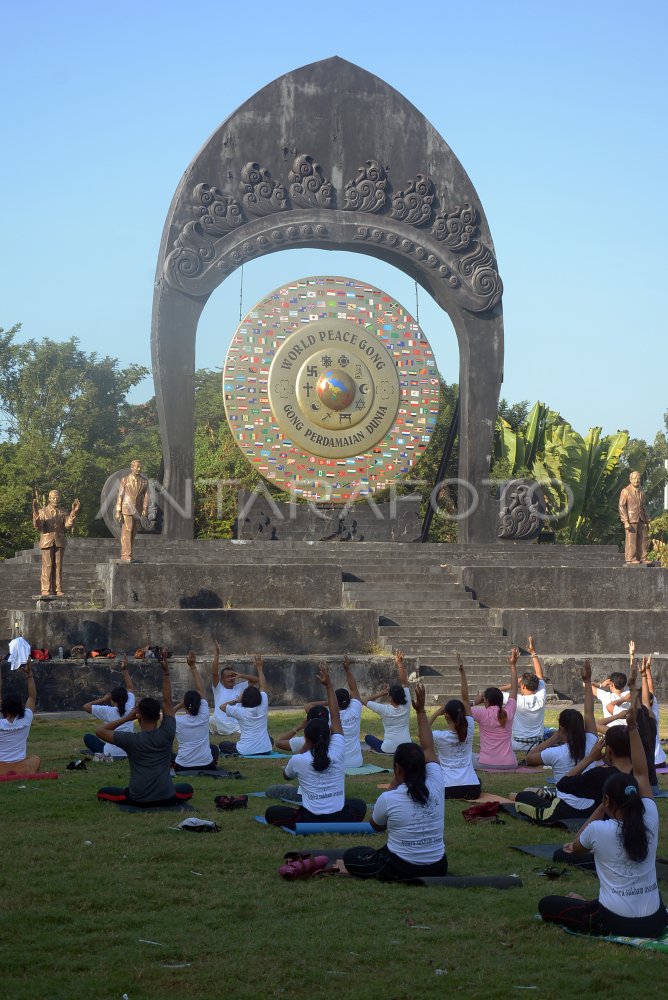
[
  {"xmin": 619, "ymin": 470, "xmax": 649, "ymax": 565},
  {"xmin": 32, "ymin": 490, "xmax": 80, "ymax": 597},
  {"xmin": 115, "ymin": 459, "xmax": 149, "ymax": 562}
]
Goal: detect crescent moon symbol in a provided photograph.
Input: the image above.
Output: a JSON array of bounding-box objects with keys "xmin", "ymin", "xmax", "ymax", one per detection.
[{"xmin": 359, "ymin": 383, "xmax": 369, "ymax": 395}]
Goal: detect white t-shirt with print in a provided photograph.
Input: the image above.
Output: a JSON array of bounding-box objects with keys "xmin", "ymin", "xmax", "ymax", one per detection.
[
  {"xmin": 340, "ymin": 699, "xmax": 363, "ymax": 767},
  {"xmin": 433, "ymin": 717, "xmax": 478, "ymax": 788},
  {"xmin": 367, "ymin": 688, "xmax": 411, "ymax": 753},
  {"xmin": 175, "ymin": 699, "xmax": 212, "ymax": 767},
  {"xmin": 284, "ymin": 732, "xmax": 346, "ymax": 814},
  {"xmin": 505, "ymin": 680, "xmax": 546, "ymax": 746},
  {"xmin": 0, "ymin": 708, "xmax": 34, "ymax": 762},
  {"xmin": 541, "ymin": 732, "xmax": 598, "ymax": 810},
  {"xmin": 91, "ymin": 693, "xmax": 136, "ymax": 757},
  {"xmin": 580, "ymin": 797, "xmax": 662, "ymax": 917},
  {"xmin": 226, "ymin": 691, "xmax": 271, "ymax": 754},
  {"xmin": 211, "ymin": 680, "xmax": 249, "ymax": 734},
  {"xmin": 373, "ymin": 761, "xmax": 445, "ymax": 864}
]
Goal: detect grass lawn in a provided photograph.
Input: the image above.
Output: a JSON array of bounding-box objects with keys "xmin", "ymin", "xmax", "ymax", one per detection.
[{"xmin": 2, "ymin": 707, "xmax": 667, "ymax": 1000}]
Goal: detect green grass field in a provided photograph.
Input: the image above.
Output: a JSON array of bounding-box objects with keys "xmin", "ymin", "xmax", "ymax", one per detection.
[{"xmin": 2, "ymin": 708, "xmax": 667, "ymax": 1000}]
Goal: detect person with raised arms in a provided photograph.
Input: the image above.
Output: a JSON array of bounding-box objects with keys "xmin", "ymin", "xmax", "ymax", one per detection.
[
  {"xmin": 339, "ymin": 683, "xmax": 447, "ymax": 881},
  {"xmin": 172, "ymin": 650, "xmax": 219, "ymax": 771},
  {"xmin": 363, "ymin": 650, "xmax": 411, "ymax": 754},
  {"xmin": 429, "ymin": 654, "xmax": 480, "ymax": 799},
  {"xmin": 514, "ymin": 660, "xmax": 599, "ymax": 822},
  {"xmin": 82, "ymin": 655, "xmax": 135, "ymax": 758},
  {"xmin": 208, "ymin": 641, "xmax": 258, "ymax": 738},
  {"xmin": 499, "ymin": 636, "xmax": 547, "ymax": 754},
  {"xmin": 266, "ymin": 704, "xmax": 329, "ymax": 803},
  {"xmin": 301, "ymin": 654, "xmax": 364, "ymax": 767},
  {"xmin": 217, "ymin": 654, "xmax": 272, "ymax": 756},
  {"xmin": 95, "ymin": 651, "xmax": 193, "ymax": 806},
  {"xmin": 264, "ymin": 664, "xmax": 366, "ymax": 827},
  {"xmin": 539, "ymin": 672, "xmax": 668, "ymax": 938},
  {"xmin": 469, "ymin": 648, "xmax": 518, "ymax": 769},
  {"xmin": 0, "ymin": 660, "xmax": 40, "ymax": 775}
]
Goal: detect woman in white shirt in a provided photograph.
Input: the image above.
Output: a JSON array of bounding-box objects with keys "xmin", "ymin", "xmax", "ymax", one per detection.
[
  {"xmin": 265, "ymin": 664, "xmax": 366, "ymax": 827},
  {"xmin": 0, "ymin": 661, "xmax": 40, "ymax": 775},
  {"xmin": 363, "ymin": 650, "xmax": 411, "ymax": 754},
  {"xmin": 515, "ymin": 660, "xmax": 600, "ymax": 823},
  {"xmin": 218, "ymin": 655, "xmax": 272, "ymax": 756},
  {"xmin": 82, "ymin": 656, "xmax": 135, "ymax": 758},
  {"xmin": 173, "ymin": 651, "xmax": 218, "ymax": 771},
  {"xmin": 429, "ymin": 655, "xmax": 480, "ymax": 798},
  {"xmin": 341, "ymin": 683, "xmax": 447, "ymax": 881},
  {"xmin": 539, "ymin": 683, "xmax": 667, "ymax": 938}
]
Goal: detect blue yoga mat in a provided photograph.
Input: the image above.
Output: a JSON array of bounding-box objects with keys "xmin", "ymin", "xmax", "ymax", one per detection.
[{"xmin": 255, "ymin": 815, "xmax": 376, "ymax": 835}]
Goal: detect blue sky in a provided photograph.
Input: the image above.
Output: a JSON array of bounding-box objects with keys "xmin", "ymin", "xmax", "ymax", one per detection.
[{"xmin": 1, "ymin": 0, "xmax": 666, "ymax": 443}]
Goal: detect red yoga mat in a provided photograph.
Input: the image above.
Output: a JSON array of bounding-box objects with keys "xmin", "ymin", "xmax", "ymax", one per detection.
[{"xmin": 0, "ymin": 771, "xmax": 59, "ymax": 782}]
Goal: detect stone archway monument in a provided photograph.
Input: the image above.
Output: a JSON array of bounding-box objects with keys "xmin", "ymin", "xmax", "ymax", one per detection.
[{"xmin": 152, "ymin": 57, "xmax": 504, "ymax": 542}]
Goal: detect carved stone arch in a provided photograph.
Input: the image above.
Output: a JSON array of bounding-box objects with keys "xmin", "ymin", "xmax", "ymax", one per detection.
[{"xmin": 152, "ymin": 57, "xmax": 503, "ymax": 541}]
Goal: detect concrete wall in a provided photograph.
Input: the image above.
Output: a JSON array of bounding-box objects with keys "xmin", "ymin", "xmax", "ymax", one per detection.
[
  {"xmin": 542, "ymin": 655, "xmax": 668, "ymax": 702},
  {"xmin": 97, "ymin": 561, "xmax": 343, "ymax": 609},
  {"xmin": 15, "ymin": 608, "xmax": 378, "ymax": 656},
  {"xmin": 494, "ymin": 608, "xmax": 668, "ymax": 656},
  {"xmin": 461, "ymin": 566, "xmax": 668, "ymax": 609}
]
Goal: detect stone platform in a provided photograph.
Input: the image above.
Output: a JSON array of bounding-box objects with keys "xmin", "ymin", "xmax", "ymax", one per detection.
[{"xmin": 2, "ymin": 538, "xmax": 667, "ymax": 706}]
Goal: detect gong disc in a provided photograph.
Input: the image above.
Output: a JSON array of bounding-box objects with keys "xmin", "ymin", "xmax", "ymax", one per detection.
[{"xmin": 223, "ymin": 276, "xmax": 440, "ymax": 501}]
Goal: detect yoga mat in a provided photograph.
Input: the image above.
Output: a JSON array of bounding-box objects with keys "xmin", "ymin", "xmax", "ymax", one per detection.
[
  {"xmin": 0, "ymin": 771, "xmax": 59, "ymax": 782},
  {"xmin": 418, "ymin": 875, "xmax": 523, "ymax": 889},
  {"xmin": 501, "ymin": 803, "xmax": 583, "ymax": 831},
  {"xmin": 346, "ymin": 764, "xmax": 391, "ymax": 775},
  {"xmin": 255, "ymin": 816, "xmax": 376, "ymax": 836},
  {"xmin": 561, "ymin": 922, "xmax": 668, "ymax": 953},
  {"xmin": 185, "ymin": 770, "xmax": 245, "ymax": 780},
  {"xmin": 655, "ymin": 766, "xmax": 668, "ymax": 774},
  {"xmin": 116, "ymin": 801, "xmax": 196, "ymax": 813},
  {"xmin": 654, "ymin": 790, "xmax": 668, "ymax": 799},
  {"xmin": 463, "ymin": 791, "xmax": 515, "ymax": 805},
  {"xmin": 476, "ymin": 766, "xmax": 549, "ymax": 774},
  {"xmin": 234, "ymin": 751, "xmax": 291, "ymax": 759}
]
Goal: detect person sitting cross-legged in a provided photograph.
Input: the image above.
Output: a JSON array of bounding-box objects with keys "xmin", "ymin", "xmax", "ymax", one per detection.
[
  {"xmin": 209, "ymin": 640, "xmax": 258, "ymax": 739},
  {"xmin": 339, "ymin": 683, "xmax": 447, "ymax": 881},
  {"xmin": 0, "ymin": 661, "xmax": 41, "ymax": 775},
  {"xmin": 429, "ymin": 654, "xmax": 480, "ymax": 799},
  {"xmin": 217, "ymin": 654, "xmax": 272, "ymax": 756},
  {"xmin": 264, "ymin": 664, "xmax": 366, "ymax": 827},
  {"xmin": 96, "ymin": 651, "xmax": 193, "ymax": 807},
  {"xmin": 265, "ymin": 704, "xmax": 330, "ymax": 803},
  {"xmin": 363, "ymin": 650, "xmax": 411, "ymax": 754},
  {"xmin": 82, "ymin": 654, "xmax": 135, "ymax": 758},
  {"xmin": 539, "ymin": 671, "xmax": 668, "ymax": 938},
  {"xmin": 172, "ymin": 651, "xmax": 219, "ymax": 771}
]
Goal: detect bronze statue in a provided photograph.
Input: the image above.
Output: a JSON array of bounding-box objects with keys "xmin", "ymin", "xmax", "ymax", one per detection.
[
  {"xmin": 32, "ymin": 490, "xmax": 80, "ymax": 597},
  {"xmin": 115, "ymin": 459, "xmax": 149, "ymax": 562},
  {"xmin": 619, "ymin": 470, "xmax": 649, "ymax": 564}
]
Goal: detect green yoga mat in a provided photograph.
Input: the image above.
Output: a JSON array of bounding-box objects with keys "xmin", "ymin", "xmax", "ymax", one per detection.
[
  {"xmin": 562, "ymin": 921, "xmax": 668, "ymax": 952},
  {"xmin": 346, "ymin": 764, "xmax": 391, "ymax": 775}
]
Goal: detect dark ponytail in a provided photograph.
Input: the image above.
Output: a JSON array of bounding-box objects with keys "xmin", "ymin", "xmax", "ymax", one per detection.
[
  {"xmin": 304, "ymin": 718, "xmax": 331, "ymax": 772},
  {"xmin": 111, "ymin": 686, "xmax": 129, "ymax": 718},
  {"xmin": 444, "ymin": 699, "xmax": 468, "ymax": 743},
  {"xmin": 184, "ymin": 690, "xmax": 202, "ymax": 717},
  {"xmin": 558, "ymin": 709, "xmax": 586, "ymax": 763},
  {"xmin": 483, "ymin": 687, "xmax": 508, "ymax": 728},
  {"xmin": 389, "ymin": 684, "xmax": 407, "ymax": 706},
  {"xmin": 602, "ymin": 773, "xmax": 648, "ymax": 862},
  {"xmin": 394, "ymin": 742, "xmax": 429, "ymax": 805}
]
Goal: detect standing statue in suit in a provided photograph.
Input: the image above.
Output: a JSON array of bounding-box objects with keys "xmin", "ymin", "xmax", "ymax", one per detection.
[
  {"xmin": 618, "ymin": 470, "xmax": 650, "ymax": 565},
  {"xmin": 32, "ymin": 490, "xmax": 80, "ymax": 597},
  {"xmin": 115, "ymin": 459, "xmax": 149, "ymax": 562}
]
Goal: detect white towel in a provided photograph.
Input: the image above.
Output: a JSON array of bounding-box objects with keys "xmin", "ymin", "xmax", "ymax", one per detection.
[{"xmin": 8, "ymin": 636, "xmax": 31, "ymax": 670}]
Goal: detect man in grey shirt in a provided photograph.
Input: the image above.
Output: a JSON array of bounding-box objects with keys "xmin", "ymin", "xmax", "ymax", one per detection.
[{"xmin": 95, "ymin": 652, "xmax": 193, "ymax": 807}]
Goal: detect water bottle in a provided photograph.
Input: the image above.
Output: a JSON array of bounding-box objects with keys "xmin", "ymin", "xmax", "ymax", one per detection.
[{"xmin": 58, "ymin": 646, "xmax": 64, "ymax": 660}]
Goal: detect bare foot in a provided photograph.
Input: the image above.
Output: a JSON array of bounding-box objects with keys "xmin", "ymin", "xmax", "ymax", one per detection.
[{"xmin": 332, "ymin": 859, "xmax": 351, "ymax": 876}]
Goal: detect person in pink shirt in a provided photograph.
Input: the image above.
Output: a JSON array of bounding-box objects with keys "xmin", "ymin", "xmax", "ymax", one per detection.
[{"xmin": 469, "ymin": 648, "xmax": 519, "ymax": 768}]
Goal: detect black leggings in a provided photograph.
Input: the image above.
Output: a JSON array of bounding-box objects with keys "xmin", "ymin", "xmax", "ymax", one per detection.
[
  {"xmin": 265, "ymin": 798, "xmax": 366, "ymax": 827},
  {"xmin": 445, "ymin": 783, "xmax": 481, "ymax": 800},
  {"xmin": 539, "ymin": 894, "xmax": 668, "ymax": 938},
  {"xmin": 343, "ymin": 844, "xmax": 448, "ymax": 882},
  {"xmin": 97, "ymin": 784, "xmax": 193, "ymax": 806},
  {"xmin": 515, "ymin": 791, "xmax": 592, "ymax": 823}
]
